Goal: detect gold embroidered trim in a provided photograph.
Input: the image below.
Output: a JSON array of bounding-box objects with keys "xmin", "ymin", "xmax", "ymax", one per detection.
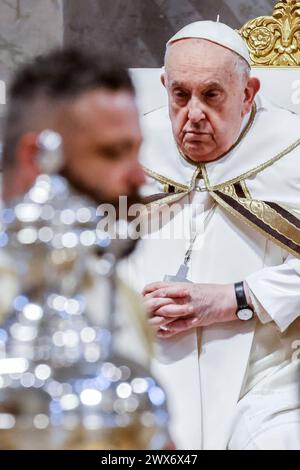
[
  {"xmin": 178, "ymin": 102, "xmax": 257, "ymax": 167},
  {"xmin": 209, "ymin": 189, "xmax": 300, "ymax": 259},
  {"xmin": 221, "ymin": 185, "xmax": 300, "ymax": 244},
  {"xmin": 142, "ymin": 102, "xmax": 300, "ymax": 256},
  {"xmin": 190, "ymin": 166, "xmax": 203, "ymax": 190},
  {"xmin": 201, "ymin": 165, "xmax": 212, "ymax": 189},
  {"xmin": 240, "ymin": 180, "xmax": 252, "ymax": 199},
  {"xmin": 287, "ymin": 206, "xmax": 300, "ymax": 221},
  {"xmin": 144, "ymin": 129, "xmax": 300, "ymax": 195},
  {"xmin": 144, "ymin": 191, "xmax": 189, "ymax": 209},
  {"xmin": 143, "ymin": 165, "xmax": 300, "ymax": 256},
  {"xmin": 143, "ymin": 166, "xmax": 189, "ymax": 193},
  {"xmin": 143, "ymin": 102, "xmax": 256, "ymax": 191},
  {"xmin": 201, "ymin": 165, "xmax": 300, "ymax": 257},
  {"xmin": 143, "ymin": 165, "xmax": 204, "ymax": 209},
  {"xmin": 204, "ymin": 137, "xmax": 300, "ymax": 190}
]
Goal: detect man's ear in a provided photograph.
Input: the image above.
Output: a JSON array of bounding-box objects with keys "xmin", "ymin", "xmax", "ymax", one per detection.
[
  {"xmin": 2, "ymin": 132, "xmax": 41, "ymax": 202},
  {"xmin": 243, "ymin": 77, "xmax": 260, "ymax": 115},
  {"xmin": 16, "ymin": 132, "xmax": 40, "ymax": 189},
  {"xmin": 161, "ymin": 73, "xmax": 166, "ymax": 88}
]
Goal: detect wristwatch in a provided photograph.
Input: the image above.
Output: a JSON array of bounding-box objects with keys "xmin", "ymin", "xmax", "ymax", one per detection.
[{"xmin": 234, "ymin": 281, "xmax": 254, "ymax": 321}]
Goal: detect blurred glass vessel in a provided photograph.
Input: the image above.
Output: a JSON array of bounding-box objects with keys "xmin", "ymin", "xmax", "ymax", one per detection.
[{"xmin": 0, "ymin": 130, "xmax": 170, "ymax": 449}]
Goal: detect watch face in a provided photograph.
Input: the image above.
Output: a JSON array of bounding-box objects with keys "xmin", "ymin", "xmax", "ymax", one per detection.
[{"xmin": 237, "ymin": 308, "xmax": 254, "ymax": 321}]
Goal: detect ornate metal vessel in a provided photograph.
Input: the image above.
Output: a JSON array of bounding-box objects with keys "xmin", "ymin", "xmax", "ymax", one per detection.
[{"xmin": 0, "ymin": 130, "xmax": 169, "ymax": 450}]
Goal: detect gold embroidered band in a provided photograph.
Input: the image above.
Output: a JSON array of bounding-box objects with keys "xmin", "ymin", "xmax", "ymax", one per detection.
[{"xmin": 211, "ymin": 182, "xmax": 300, "ymax": 258}]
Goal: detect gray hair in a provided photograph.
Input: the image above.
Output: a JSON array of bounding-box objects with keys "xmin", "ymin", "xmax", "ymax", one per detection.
[{"xmin": 233, "ymin": 54, "xmax": 251, "ymax": 83}]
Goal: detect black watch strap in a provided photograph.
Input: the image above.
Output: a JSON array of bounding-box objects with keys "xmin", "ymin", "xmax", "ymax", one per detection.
[{"xmin": 234, "ymin": 281, "xmax": 249, "ymax": 309}]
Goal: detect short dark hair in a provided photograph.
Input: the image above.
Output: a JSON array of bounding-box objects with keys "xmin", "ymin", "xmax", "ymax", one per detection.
[{"xmin": 2, "ymin": 47, "xmax": 135, "ymax": 169}]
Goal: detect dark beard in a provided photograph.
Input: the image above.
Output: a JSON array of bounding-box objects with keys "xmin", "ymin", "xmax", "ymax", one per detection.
[
  {"xmin": 60, "ymin": 167, "xmax": 143, "ymax": 221},
  {"xmin": 60, "ymin": 167, "xmax": 142, "ymax": 258}
]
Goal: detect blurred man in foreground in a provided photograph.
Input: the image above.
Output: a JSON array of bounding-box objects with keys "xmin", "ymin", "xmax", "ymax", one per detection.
[
  {"xmin": 0, "ymin": 48, "xmax": 150, "ymax": 364},
  {"xmin": 2, "ymin": 48, "xmax": 144, "ymax": 206}
]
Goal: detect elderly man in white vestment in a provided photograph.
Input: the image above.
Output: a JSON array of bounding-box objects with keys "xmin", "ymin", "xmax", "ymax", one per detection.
[{"xmin": 121, "ymin": 21, "xmax": 300, "ymax": 450}]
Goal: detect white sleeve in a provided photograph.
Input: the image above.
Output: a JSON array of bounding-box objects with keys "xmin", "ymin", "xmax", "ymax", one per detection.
[
  {"xmin": 245, "ymin": 254, "xmax": 300, "ymax": 332},
  {"xmin": 245, "ymin": 284, "xmax": 273, "ymax": 325}
]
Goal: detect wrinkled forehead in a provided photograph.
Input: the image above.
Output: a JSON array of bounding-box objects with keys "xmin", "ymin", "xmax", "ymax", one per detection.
[{"xmin": 165, "ymin": 38, "xmax": 238, "ymax": 72}]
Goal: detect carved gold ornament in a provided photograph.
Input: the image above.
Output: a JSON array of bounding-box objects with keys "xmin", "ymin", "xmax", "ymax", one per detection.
[{"xmin": 239, "ymin": 0, "xmax": 300, "ymax": 66}]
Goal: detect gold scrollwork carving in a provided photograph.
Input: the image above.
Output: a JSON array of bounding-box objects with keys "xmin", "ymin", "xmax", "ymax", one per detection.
[{"xmin": 239, "ymin": 0, "xmax": 300, "ymax": 66}]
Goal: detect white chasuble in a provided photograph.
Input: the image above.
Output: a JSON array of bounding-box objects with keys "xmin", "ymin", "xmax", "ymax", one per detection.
[{"xmin": 120, "ymin": 94, "xmax": 300, "ymax": 449}]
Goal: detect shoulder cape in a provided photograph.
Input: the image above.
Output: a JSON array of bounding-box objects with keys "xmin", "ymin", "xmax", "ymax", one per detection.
[{"xmin": 140, "ymin": 95, "xmax": 300, "ymax": 259}]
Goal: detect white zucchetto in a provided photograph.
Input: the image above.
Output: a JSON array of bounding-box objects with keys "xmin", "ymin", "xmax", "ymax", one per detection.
[{"xmin": 167, "ymin": 20, "xmax": 251, "ymax": 66}]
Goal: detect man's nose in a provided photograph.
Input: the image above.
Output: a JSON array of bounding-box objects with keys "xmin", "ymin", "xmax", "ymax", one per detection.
[
  {"xmin": 187, "ymin": 98, "xmax": 206, "ymax": 124},
  {"xmin": 128, "ymin": 161, "xmax": 146, "ymax": 188}
]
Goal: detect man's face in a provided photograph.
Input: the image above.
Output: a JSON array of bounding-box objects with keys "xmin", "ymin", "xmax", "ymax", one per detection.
[
  {"xmin": 58, "ymin": 89, "xmax": 145, "ymax": 206},
  {"xmin": 163, "ymin": 39, "xmax": 258, "ymax": 163}
]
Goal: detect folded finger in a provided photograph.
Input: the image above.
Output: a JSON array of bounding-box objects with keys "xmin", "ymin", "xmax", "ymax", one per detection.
[
  {"xmin": 142, "ymin": 282, "xmax": 170, "ymax": 295},
  {"xmin": 146, "ymin": 286, "xmax": 190, "ymax": 300},
  {"xmin": 156, "ymin": 303, "xmax": 194, "ymax": 318},
  {"xmin": 144, "ymin": 297, "xmax": 177, "ymax": 315},
  {"xmin": 156, "ymin": 316, "xmax": 197, "ymax": 338}
]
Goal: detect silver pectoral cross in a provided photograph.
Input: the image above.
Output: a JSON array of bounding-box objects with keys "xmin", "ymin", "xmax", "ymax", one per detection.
[
  {"xmin": 163, "ymin": 263, "xmax": 192, "ymax": 283},
  {"xmin": 162, "ymin": 200, "xmax": 216, "ymax": 284}
]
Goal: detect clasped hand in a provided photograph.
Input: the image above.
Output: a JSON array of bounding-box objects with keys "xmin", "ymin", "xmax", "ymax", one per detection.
[{"xmin": 143, "ymin": 281, "xmax": 238, "ymax": 338}]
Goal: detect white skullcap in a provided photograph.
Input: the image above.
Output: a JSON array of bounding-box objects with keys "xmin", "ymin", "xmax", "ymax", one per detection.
[{"xmin": 167, "ymin": 20, "xmax": 251, "ymax": 66}]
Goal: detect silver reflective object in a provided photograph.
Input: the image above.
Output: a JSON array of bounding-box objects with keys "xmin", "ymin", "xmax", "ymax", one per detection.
[{"xmin": 0, "ymin": 130, "xmax": 170, "ymax": 450}]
